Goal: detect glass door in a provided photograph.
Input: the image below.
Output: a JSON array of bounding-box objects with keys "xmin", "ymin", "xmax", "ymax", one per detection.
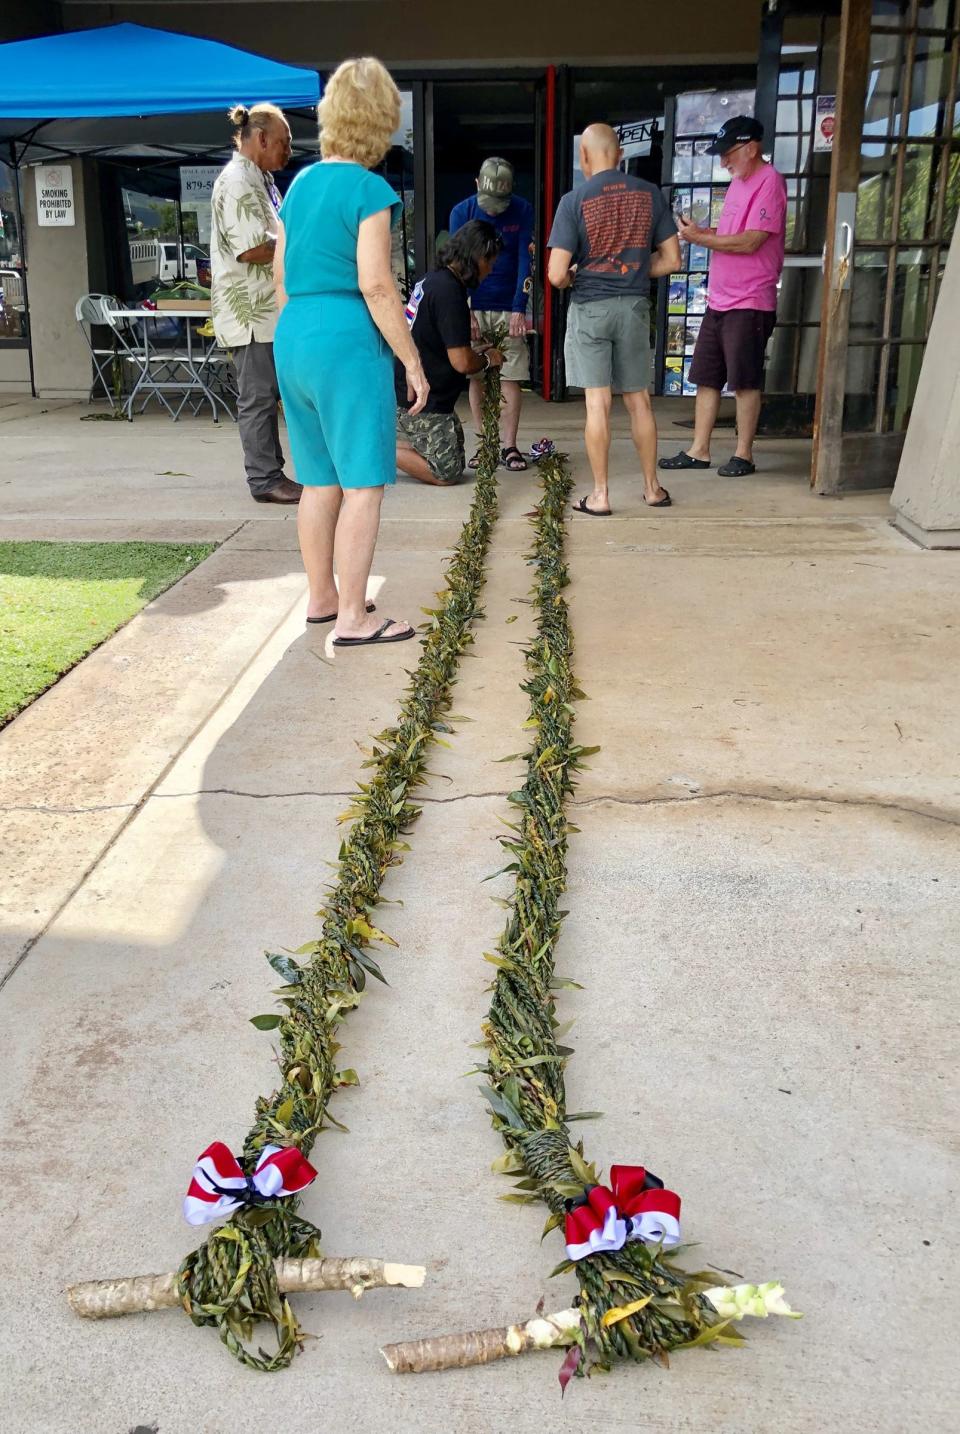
[
  {"xmin": 379, "ymin": 86, "xmax": 420, "ymax": 299},
  {"xmin": 812, "ymin": 0, "xmax": 960, "ymax": 490}
]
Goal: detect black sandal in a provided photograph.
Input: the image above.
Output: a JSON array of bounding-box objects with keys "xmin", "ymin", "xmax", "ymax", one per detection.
[
  {"xmin": 333, "ymin": 618, "xmax": 416, "ymax": 648},
  {"xmin": 501, "ymin": 446, "xmax": 528, "ymax": 472},
  {"xmin": 573, "ymin": 495, "xmax": 612, "ymax": 516},
  {"xmin": 307, "ymin": 601, "xmax": 375, "ymax": 626},
  {"xmin": 658, "ymin": 451, "xmax": 711, "ymax": 470},
  {"xmin": 717, "ymin": 457, "xmax": 756, "ymax": 477},
  {"xmin": 467, "ymin": 435, "xmax": 484, "ymax": 470},
  {"xmin": 644, "ymin": 488, "xmax": 672, "ymax": 508}
]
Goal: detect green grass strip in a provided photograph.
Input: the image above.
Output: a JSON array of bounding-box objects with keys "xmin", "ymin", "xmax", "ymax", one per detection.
[
  {"xmin": 481, "ymin": 454, "xmax": 734, "ymax": 1375},
  {"xmin": 178, "ymin": 361, "xmax": 506, "ymax": 1370},
  {"xmin": 0, "ymin": 541, "xmax": 215, "ymax": 725}
]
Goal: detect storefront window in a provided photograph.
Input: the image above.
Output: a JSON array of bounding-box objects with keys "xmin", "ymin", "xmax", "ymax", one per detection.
[
  {"xmin": 0, "ymin": 160, "xmax": 26, "ymax": 342},
  {"xmin": 121, "ymin": 184, "xmax": 204, "ymax": 300}
]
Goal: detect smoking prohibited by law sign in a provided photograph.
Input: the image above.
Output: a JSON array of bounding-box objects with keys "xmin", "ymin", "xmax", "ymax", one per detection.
[
  {"xmin": 35, "ymin": 164, "xmax": 75, "ymax": 226},
  {"xmin": 814, "ymin": 96, "xmax": 836, "ymax": 153}
]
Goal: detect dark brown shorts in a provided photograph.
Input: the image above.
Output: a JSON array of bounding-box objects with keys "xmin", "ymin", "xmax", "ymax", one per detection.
[{"xmin": 688, "ymin": 306, "xmax": 777, "ymax": 392}]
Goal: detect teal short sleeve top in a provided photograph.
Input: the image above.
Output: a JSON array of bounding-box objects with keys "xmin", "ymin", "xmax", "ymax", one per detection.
[{"xmin": 279, "ymin": 162, "xmax": 401, "ymax": 298}]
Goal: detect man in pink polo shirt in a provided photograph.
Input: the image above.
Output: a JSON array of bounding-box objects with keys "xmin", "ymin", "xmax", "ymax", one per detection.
[{"xmin": 660, "ymin": 116, "xmax": 786, "ymax": 477}]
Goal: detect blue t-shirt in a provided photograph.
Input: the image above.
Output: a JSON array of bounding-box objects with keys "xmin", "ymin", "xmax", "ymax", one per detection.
[
  {"xmin": 448, "ymin": 194, "xmax": 534, "ymax": 312},
  {"xmin": 279, "ymin": 161, "xmax": 400, "ymax": 297}
]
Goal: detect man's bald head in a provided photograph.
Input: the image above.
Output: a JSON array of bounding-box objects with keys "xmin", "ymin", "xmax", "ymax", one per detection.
[{"xmin": 580, "ymin": 123, "xmax": 621, "ymax": 179}]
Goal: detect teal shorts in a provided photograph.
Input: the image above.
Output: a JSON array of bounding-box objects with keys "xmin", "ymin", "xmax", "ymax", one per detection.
[
  {"xmin": 274, "ymin": 294, "xmax": 395, "ymax": 489},
  {"xmin": 564, "ymin": 296, "xmax": 652, "ymax": 393}
]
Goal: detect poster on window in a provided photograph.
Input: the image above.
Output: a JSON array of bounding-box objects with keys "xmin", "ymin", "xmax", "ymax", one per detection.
[
  {"xmin": 814, "ymin": 96, "xmax": 836, "ymax": 152},
  {"xmin": 35, "ymin": 164, "xmax": 75, "ymax": 226}
]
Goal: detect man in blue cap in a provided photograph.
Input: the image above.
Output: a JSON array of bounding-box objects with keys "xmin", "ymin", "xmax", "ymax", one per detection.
[
  {"xmin": 450, "ymin": 158, "xmax": 534, "ymax": 474},
  {"xmin": 659, "ymin": 115, "xmax": 786, "ymax": 477}
]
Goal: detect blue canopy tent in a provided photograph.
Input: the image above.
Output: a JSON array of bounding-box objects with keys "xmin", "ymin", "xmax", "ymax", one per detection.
[
  {"xmin": 0, "ymin": 23, "xmax": 321, "ymax": 392},
  {"xmin": 0, "ymin": 22, "xmax": 321, "ymax": 136}
]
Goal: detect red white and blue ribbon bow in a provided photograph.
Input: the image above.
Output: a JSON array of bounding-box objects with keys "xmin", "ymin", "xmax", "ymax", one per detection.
[
  {"xmin": 564, "ymin": 1164, "xmax": 681, "ymax": 1261},
  {"xmin": 183, "ymin": 1141, "xmax": 318, "ymax": 1227}
]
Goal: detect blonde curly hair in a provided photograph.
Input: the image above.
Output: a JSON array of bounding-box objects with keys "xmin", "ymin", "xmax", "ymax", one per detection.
[{"xmin": 318, "ymin": 57, "xmax": 401, "ymax": 170}]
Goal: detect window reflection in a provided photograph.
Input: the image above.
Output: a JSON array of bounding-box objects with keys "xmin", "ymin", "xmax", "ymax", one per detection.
[{"xmin": 0, "ymin": 161, "xmax": 25, "ymax": 342}]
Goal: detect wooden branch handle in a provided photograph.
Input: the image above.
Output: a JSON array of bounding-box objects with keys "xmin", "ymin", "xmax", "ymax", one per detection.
[
  {"xmin": 67, "ymin": 1256, "xmax": 426, "ymax": 1319},
  {"xmin": 381, "ymin": 1306, "xmax": 580, "ymax": 1373}
]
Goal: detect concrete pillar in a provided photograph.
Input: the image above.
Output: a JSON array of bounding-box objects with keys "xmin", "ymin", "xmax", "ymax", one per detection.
[
  {"xmin": 890, "ymin": 219, "xmax": 960, "ymax": 548},
  {"xmin": 22, "ymin": 157, "xmax": 107, "ymax": 400}
]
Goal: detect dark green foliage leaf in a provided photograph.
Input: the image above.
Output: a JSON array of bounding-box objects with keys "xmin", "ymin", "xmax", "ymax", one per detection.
[
  {"xmin": 479, "ymin": 1086, "xmax": 526, "ymax": 1129},
  {"xmin": 249, "ymin": 1013, "xmax": 282, "ymax": 1030},
  {"xmin": 266, "ymin": 952, "xmax": 303, "ymax": 985}
]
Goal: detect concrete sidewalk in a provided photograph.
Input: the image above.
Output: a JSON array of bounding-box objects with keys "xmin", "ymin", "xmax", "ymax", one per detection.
[{"xmin": 1, "ymin": 398, "xmax": 958, "ymax": 1433}]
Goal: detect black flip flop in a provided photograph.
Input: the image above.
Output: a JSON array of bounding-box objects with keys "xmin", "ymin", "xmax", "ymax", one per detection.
[
  {"xmin": 333, "ymin": 618, "xmax": 416, "ymax": 648},
  {"xmin": 644, "ymin": 488, "xmax": 672, "ymax": 508},
  {"xmin": 658, "ymin": 451, "xmax": 711, "ymax": 471},
  {"xmin": 573, "ymin": 495, "xmax": 612, "ymax": 516},
  {"xmin": 718, "ymin": 457, "xmax": 756, "ymax": 477},
  {"xmin": 307, "ymin": 601, "xmax": 376, "ymax": 626}
]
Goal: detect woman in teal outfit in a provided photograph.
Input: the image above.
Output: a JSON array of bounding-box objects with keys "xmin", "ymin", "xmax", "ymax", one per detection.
[{"xmin": 274, "ymin": 57, "xmax": 429, "ymax": 647}]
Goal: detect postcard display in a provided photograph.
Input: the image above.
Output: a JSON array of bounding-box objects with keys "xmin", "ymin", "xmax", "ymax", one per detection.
[
  {"xmin": 660, "ymin": 91, "xmax": 754, "ymax": 396},
  {"xmin": 662, "ymin": 140, "xmax": 725, "ymax": 395}
]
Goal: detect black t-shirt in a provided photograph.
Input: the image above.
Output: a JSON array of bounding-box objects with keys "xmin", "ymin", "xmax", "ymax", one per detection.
[{"xmin": 394, "ymin": 267, "xmax": 471, "ymax": 414}]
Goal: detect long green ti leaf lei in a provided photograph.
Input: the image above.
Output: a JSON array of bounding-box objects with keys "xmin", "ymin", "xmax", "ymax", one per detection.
[
  {"xmin": 176, "ymin": 357, "xmax": 506, "ymax": 1369},
  {"xmin": 482, "ymin": 455, "xmax": 738, "ymax": 1373}
]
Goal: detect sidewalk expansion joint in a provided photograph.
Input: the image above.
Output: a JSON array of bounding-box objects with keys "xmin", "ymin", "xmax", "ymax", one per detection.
[
  {"xmin": 150, "ymin": 787, "xmax": 513, "ymax": 804},
  {"xmin": 0, "ymin": 801, "xmax": 138, "ymax": 815},
  {"xmin": 6, "ymin": 788, "xmax": 956, "ymax": 827},
  {"xmin": 570, "ymin": 789, "xmax": 960, "ymax": 828}
]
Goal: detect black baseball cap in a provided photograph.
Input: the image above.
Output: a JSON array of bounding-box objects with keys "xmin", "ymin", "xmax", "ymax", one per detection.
[{"xmin": 706, "ymin": 115, "xmax": 764, "ymax": 155}]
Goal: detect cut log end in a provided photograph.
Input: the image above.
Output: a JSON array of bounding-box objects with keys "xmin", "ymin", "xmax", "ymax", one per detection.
[{"xmin": 383, "ymin": 1263, "xmax": 426, "ymax": 1289}]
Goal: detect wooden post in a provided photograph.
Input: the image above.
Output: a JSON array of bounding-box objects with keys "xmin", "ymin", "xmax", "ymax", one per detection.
[{"xmin": 810, "ymin": 0, "xmax": 872, "ymax": 495}]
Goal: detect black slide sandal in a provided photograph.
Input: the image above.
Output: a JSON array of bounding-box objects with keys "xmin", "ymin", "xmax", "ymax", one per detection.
[
  {"xmin": 333, "ymin": 618, "xmax": 416, "ymax": 648},
  {"xmin": 573, "ymin": 495, "xmax": 612, "ymax": 516},
  {"xmin": 307, "ymin": 601, "xmax": 376, "ymax": 625}
]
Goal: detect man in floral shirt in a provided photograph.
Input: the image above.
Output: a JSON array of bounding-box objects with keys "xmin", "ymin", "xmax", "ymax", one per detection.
[{"xmin": 212, "ymin": 102, "xmax": 301, "ymax": 503}]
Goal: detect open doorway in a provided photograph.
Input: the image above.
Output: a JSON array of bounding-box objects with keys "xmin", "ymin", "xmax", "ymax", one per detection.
[
  {"xmin": 429, "ymin": 79, "xmax": 538, "ymax": 251},
  {"xmin": 425, "ymin": 78, "xmax": 542, "ymax": 387}
]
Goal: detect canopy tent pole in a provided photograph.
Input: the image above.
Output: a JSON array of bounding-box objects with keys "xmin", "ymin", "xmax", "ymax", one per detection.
[{"xmin": 9, "ymin": 140, "xmax": 36, "ymax": 398}]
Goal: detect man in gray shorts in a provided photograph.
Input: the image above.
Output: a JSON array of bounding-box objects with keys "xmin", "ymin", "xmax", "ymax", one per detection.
[{"xmin": 548, "ymin": 124, "xmax": 681, "ymax": 514}]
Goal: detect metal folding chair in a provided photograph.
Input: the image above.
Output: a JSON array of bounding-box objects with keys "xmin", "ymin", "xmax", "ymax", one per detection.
[{"xmin": 75, "ymin": 293, "xmax": 121, "ymax": 404}]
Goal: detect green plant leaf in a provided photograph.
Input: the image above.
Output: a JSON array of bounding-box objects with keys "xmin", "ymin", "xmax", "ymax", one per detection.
[
  {"xmin": 266, "ymin": 952, "xmax": 303, "ymax": 984},
  {"xmin": 541, "ymin": 1210, "xmax": 563, "ymax": 1240},
  {"xmin": 249, "ymin": 1013, "xmax": 282, "ymax": 1031}
]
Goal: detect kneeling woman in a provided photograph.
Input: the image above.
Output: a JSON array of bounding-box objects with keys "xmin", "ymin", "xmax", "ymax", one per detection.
[
  {"xmin": 273, "ymin": 57, "xmax": 429, "ymax": 647},
  {"xmin": 396, "ymin": 221, "xmax": 504, "ymax": 487}
]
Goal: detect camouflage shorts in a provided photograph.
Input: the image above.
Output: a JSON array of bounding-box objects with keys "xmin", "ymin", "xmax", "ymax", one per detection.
[{"xmin": 396, "ymin": 408, "xmax": 465, "ymax": 484}]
